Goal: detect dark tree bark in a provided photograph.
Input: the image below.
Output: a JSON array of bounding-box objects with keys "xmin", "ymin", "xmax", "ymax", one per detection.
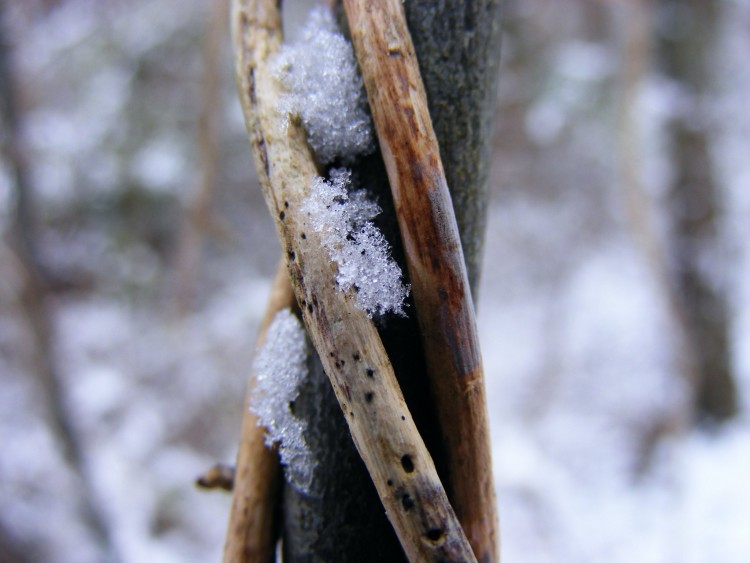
[
  {"xmin": 657, "ymin": 0, "xmax": 737, "ymax": 423},
  {"xmin": 280, "ymin": 2, "xmax": 503, "ymax": 561},
  {"xmin": 403, "ymin": 0, "xmax": 504, "ymax": 297}
]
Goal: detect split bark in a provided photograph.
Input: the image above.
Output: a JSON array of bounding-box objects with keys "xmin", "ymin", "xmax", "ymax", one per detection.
[
  {"xmin": 343, "ymin": 1, "xmax": 498, "ymax": 560},
  {"xmin": 231, "ymin": 1, "xmax": 476, "ymax": 560}
]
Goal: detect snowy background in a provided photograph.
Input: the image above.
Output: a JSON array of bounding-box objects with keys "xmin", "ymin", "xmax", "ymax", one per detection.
[{"xmin": 1, "ymin": 0, "xmax": 749, "ymax": 562}]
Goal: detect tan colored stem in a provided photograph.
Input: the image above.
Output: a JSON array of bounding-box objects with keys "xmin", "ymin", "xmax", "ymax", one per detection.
[
  {"xmin": 342, "ymin": 1, "xmax": 498, "ymax": 560},
  {"xmin": 231, "ymin": 1, "xmax": 476, "ymax": 560},
  {"xmin": 174, "ymin": 0, "xmax": 231, "ymax": 313},
  {"xmin": 223, "ymin": 260, "xmax": 293, "ymax": 563},
  {"xmin": 196, "ymin": 463, "xmax": 236, "ymax": 492}
]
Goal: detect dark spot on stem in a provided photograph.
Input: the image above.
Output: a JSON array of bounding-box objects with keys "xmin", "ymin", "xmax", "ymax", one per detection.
[
  {"xmin": 279, "ymin": 211, "xmax": 285, "ymax": 220},
  {"xmin": 426, "ymin": 528, "xmax": 444, "ymax": 542},
  {"xmin": 387, "ymin": 479, "xmax": 393, "ymax": 486},
  {"xmin": 288, "ymin": 251, "xmax": 296, "ymax": 261},
  {"xmin": 401, "ymin": 494, "xmax": 414, "ymax": 511},
  {"xmin": 353, "ymin": 352, "xmax": 361, "ymax": 362},
  {"xmin": 401, "ymin": 415, "xmax": 406, "ymax": 421},
  {"xmin": 301, "ymin": 232, "xmax": 307, "ymax": 239},
  {"xmin": 366, "ymin": 368, "xmax": 374, "ymax": 378},
  {"xmin": 365, "ymin": 392, "xmax": 374, "ymax": 403},
  {"xmin": 400, "ymin": 454, "xmax": 414, "ymax": 473},
  {"xmin": 307, "ymin": 303, "xmax": 313, "ymax": 314},
  {"xmin": 284, "ymin": 201, "xmax": 289, "ymax": 209}
]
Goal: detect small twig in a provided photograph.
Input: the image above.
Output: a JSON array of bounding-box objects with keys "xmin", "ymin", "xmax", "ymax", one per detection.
[
  {"xmin": 223, "ymin": 260, "xmax": 292, "ymax": 563},
  {"xmin": 196, "ymin": 463, "xmax": 236, "ymax": 492},
  {"xmin": 342, "ymin": 1, "xmax": 498, "ymax": 560},
  {"xmin": 231, "ymin": 1, "xmax": 476, "ymax": 560}
]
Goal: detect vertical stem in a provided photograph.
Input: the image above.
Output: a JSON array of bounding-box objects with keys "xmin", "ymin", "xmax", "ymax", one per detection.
[
  {"xmin": 343, "ymin": 1, "xmax": 498, "ymax": 560},
  {"xmin": 617, "ymin": 0, "xmax": 699, "ymax": 430},
  {"xmin": 175, "ymin": 0, "xmax": 230, "ymax": 313},
  {"xmin": 657, "ymin": 0, "xmax": 736, "ymax": 422},
  {"xmin": 223, "ymin": 261, "xmax": 292, "ymax": 563}
]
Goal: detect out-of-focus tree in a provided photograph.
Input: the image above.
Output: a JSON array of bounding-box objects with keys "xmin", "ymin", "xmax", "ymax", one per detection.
[
  {"xmin": 0, "ymin": 3, "xmax": 119, "ymax": 560},
  {"xmin": 615, "ymin": 0, "xmax": 736, "ymax": 431},
  {"xmin": 657, "ymin": 0, "xmax": 737, "ymax": 423}
]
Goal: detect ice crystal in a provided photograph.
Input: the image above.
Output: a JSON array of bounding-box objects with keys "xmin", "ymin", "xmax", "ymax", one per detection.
[
  {"xmin": 250, "ymin": 309, "xmax": 314, "ymax": 493},
  {"xmin": 302, "ymin": 169, "xmax": 409, "ymax": 318},
  {"xmin": 273, "ymin": 6, "xmax": 375, "ymax": 163}
]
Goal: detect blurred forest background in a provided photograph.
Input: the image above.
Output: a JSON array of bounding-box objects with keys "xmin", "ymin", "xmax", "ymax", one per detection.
[{"xmin": 1, "ymin": 0, "xmax": 749, "ymax": 562}]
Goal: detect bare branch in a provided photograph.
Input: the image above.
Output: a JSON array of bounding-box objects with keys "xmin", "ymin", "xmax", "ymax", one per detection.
[
  {"xmin": 342, "ymin": 1, "xmax": 498, "ymax": 560},
  {"xmin": 230, "ymin": 1, "xmax": 476, "ymax": 560}
]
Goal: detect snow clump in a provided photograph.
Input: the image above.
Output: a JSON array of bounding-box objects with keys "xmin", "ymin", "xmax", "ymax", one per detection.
[
  {"xmin": 250, "ymin": 309, "xmax": 314, "ymax": 493},
  {"xmin": 273, "ymin": 5, "xmax": 375, "ymax": 163},
  {"xmin": 302, "ymin": 169, "xmax": 409, "ymax": 318}
]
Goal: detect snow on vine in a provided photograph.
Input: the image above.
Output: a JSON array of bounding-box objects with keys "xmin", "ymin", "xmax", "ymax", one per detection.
[
  {"xmin": 302, "ymin": 168, "xmax": 409, "ymax": 318},
  {"xmin": 250, "ymin": 309, "xmax": 314, "ymax": 493},
  {"xmin": 273, "ymin": 5, "xmax": 375, "ymax": 163}
]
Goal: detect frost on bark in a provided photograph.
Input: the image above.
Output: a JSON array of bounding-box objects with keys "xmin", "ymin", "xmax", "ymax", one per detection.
[
  {"xmin": 657, "ymin": 0, "xmax": 737, "ymax": 422},
  {"xmin": 279, "ymin": 1, "xmax": 503, "ymax": 561}
]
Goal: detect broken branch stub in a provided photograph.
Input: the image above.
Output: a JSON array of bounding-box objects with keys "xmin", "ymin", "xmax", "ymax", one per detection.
[
  {"xmin": 230, "ymin": 1, "xmax": 476, "ymax": 561},
  {"xmin": 343, "ymin": 1, "xmax": 498, "ymax": 560}
]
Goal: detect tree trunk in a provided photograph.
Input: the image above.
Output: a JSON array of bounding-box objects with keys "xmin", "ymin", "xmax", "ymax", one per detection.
[
  {"xmin": 657, "ymin": 0, "xmax": 737, "ymax": 423},
  {"xmin": 280, "ymin": 2, "xmax": 503, "ymax": 561}
]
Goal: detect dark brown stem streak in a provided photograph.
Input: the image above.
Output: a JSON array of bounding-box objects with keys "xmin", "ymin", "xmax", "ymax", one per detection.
[{"xmin": 343, "ymin": 1, "xmax": 498, "ymax": 560}]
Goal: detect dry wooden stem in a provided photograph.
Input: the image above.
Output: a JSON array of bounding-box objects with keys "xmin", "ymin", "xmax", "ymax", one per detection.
[
  {"xmin": 223, "ymin": 260, "xmax": 292, "ymax": 563},
  {"xmin": 196, "ymin": 463, "xmax": 236, "ymax": 492},
  {"xmin": 231, "ymin": 1, "xmax": 476, "ymax": 560},
  {"xmin": 342, "ymin": 1, "xmax": 498, "ymax": 560}
]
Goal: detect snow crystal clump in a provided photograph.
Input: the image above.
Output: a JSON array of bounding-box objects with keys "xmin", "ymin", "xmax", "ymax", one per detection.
[
  {"xmin": 273, "ymin": 6, "xmax": 375, "ymax": 163},
  {"xmin": 302, "ymin": 169, "xmax": 409, "ymax": 318},
  {"xmin": 250, "ymin": 309, "xmax": 314, "ymax": 493}
]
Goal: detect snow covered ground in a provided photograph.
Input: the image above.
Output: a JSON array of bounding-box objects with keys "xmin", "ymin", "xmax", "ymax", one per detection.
[{"xmin": 1, "ymin": 1, "xmax": 749, "ymax": 561}]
